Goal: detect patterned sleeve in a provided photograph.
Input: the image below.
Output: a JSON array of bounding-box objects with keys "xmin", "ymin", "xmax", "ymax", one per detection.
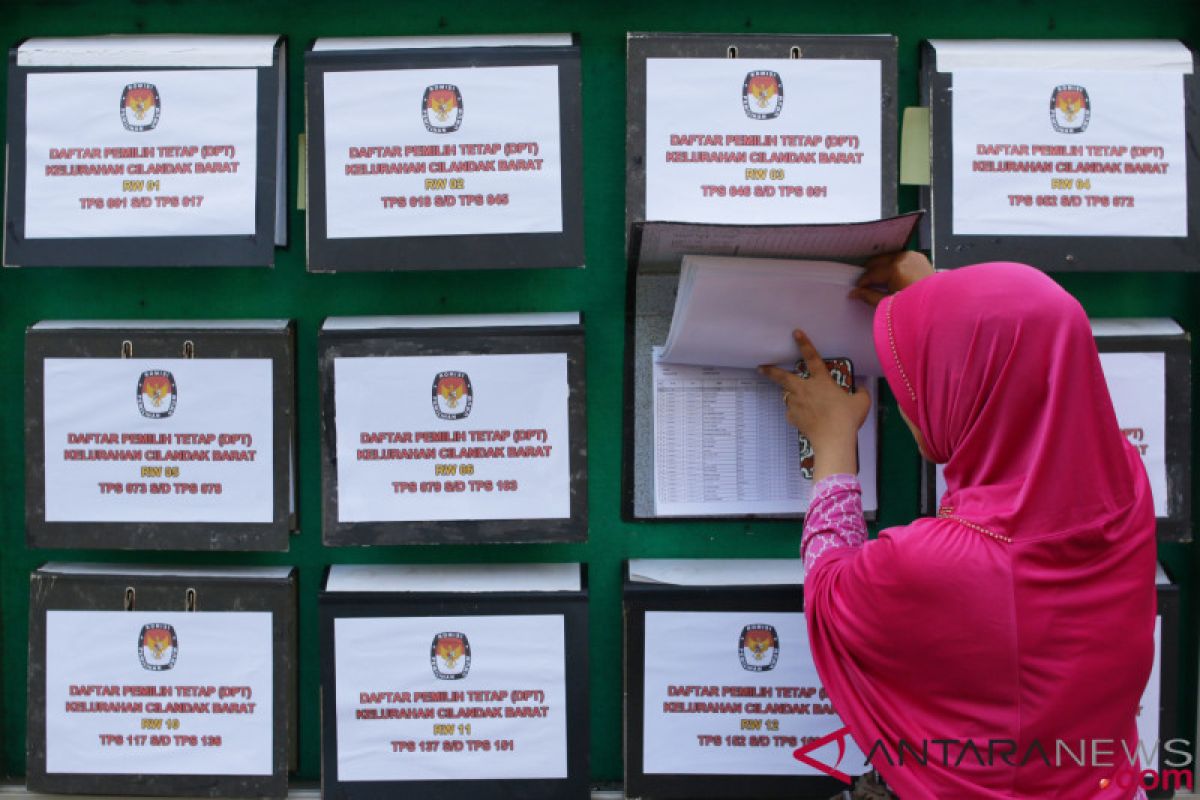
[{"xmin": 802, "ymin": 474, "xmax": 867, "ymax": 575}]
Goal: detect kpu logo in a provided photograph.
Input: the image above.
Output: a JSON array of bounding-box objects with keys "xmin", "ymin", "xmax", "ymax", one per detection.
[
  {"xmin": 1050, "ymin": 85, "xmax": 1090, "ymax": 134},
  {"xmin": 121, "ymin": 83, "xmax": 160, "ymax": 132},
  {"xmin": 431, "ymin": 632, "xmax": 471, "ymax": 680},
  {"xmin": 739, "ymin": 624, "xmax": 779, "ymax": 672},
  {"xmin": 137, "ymin": 370, "xmax": 177, "ymax": 419},
  {"xmin": 138, "ymin": 623, "xmax": 178, "ymax": 671},
  {"xmin": 743, "ymin": 71, "xmax": 783, "ymax": 120},
  {"xmin": 423, "ymin": 84, "xmax": 463, "ymax": 133},
  {"xmin": 432, "ymin": 371, "xmax": 473, "ymax": 420}
]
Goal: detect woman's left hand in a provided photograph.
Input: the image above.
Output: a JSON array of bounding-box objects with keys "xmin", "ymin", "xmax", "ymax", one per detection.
[{"xmin": 759, "ymin": 329, "xmax": 871, "ymax": 481}]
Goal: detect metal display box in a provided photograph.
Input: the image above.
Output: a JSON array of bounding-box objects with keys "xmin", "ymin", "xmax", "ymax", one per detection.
[
  {"xmin": 27, "ymin": 563, "xmax": 298, "ymax": 797},
  {"xmin": 25, "ymin": 319, "xmax": 297, "ymax": 551},
  {"xmin": 624, "ymin": 559, "xmax": 863, "ymax": 799},
  {"xmin": 318, "ymin": 563, "xmax": 589, "ymax": 799}
]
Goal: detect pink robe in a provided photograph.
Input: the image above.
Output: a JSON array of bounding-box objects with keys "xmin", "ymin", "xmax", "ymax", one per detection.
[{"xmin": 802, "ymin": 262, "xmax": 1157, "ymax": 799}]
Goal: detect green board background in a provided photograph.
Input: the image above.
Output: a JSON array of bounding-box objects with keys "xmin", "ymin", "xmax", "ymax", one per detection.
[{"xmin": 1, "ymin": 0, "xmax": 1198, "ymax": 786}]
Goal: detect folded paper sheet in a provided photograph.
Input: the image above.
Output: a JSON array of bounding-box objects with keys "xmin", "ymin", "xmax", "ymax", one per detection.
[{"xmin": 661, "ymin": 256, "xmax": 880, "ymax": 373}]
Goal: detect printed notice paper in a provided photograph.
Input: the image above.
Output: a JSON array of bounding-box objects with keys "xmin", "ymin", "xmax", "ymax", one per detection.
[
  {"xmin": 322, "ymin": 65, "xmax": 563, "ymax": 239},
  {"xmin": 44, "ymin": 611, "xmax": 273, "ymax": 775},
  {"xmin": 645, "ymin": 58, "xmax": 881, "ymax": 225},
  {"xmin": 24, "ymin": 70, "xmax": 258, "ymax": 239},
  {"xmin": 42, "ymin": 359, "xmax": 274, "ymax": 523},
  {"xmin": 951, "ymin": 69, "xmax": 1186, "ymax": 237},
  {"xmin": 1099, "ymin": 351, "xmax": 1168, "ymax": 517},
  {"xmin": 334, "ymin": 615, "xmax": 567, "ymax": 781},
  {"xmin": 642, "ymin": 611, "xmax": 867, "ymax": 776},
  {"xmin": 652, "ymin": 351, "xmax": 878, "ymax": 517},
  {"xmin": 334, "ymin": 353, "xmax": 571, "ymax": 522}
]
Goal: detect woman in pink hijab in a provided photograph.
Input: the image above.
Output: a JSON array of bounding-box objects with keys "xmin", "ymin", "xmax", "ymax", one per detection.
[{"xmin": 761, "ymin": 255, "xmax": 1157, "ymax": 799}]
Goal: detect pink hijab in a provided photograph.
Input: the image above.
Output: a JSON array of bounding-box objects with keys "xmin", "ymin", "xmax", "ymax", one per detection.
[{"xmin": 806, "ymin": 262, "xmax": 1157, "ymax": 798}]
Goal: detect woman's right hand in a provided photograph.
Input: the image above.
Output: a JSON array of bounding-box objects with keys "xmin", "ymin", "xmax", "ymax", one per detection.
[{"xmin": 849, "ymin": 250, "xmax": 934, "ymax": 307}]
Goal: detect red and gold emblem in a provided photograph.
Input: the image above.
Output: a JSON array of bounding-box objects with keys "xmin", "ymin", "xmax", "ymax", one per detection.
[
  {"xmin": 137, "ymin": 369, "xmax": 177, "ymax": 419},
  {"xmin": 739, "ymin": 624, "xmax": 779, "ymax": 672},
  {"xmin": 431, "ymin": 632, "xmax": 471, "ymax": 679},
  {"xmin": 743, "ymin": 71, "xmax": 783, "ymax": 120},
  {"xmin": 138, "ymin": 623, "xmax": 178, "ymax": 671},
  {"xmin": 422, "ymin": 84, "xmax": 463, "ymax": 133},
  {"xmin": 120, "ymin": 83, "xmax": 160, "ymax": 132},
  {"xmin": 1050, "ymin": 85, "xmax": 1090, "ymax": 133},
  {"xmin": 432, "ymin": 370, "xmax": 472, "ymax": 420}
]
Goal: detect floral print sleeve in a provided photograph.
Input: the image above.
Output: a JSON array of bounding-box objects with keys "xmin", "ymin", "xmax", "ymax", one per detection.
[{"xmin": 802, "ymin": 474, "xmax": 867, "ymax": 575}]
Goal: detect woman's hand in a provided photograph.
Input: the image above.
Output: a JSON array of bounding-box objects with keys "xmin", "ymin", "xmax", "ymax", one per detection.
[
  {"xmin": 849, "ymin": 250, "xmax": 934, "ymax": 307},
  {"xmin": 759, "ymin": 330, "xmax": 871, "ymax": 482}
]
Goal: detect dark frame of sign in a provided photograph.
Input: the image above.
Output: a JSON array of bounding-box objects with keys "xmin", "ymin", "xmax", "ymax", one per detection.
[
  {"xmin": 4, "ymin": 42, "xmax": 284, "ymax": 267},
  {"xmin": 1153, "ymin": 570, "xmax": 1182, "ymax": 796},
  {"xmin": 624, "ymin": 564, "xmax": 853, "ymax": 799},
  {"xmin": 305, "ymin": 42, "xmax": 584, "ymax": 271},
  {"xmin": 318, "ymin": 321, "xmax": 588, "ymax": 545},
  {"xmin": 919, "ymin": 41, "xmax": 1200, "ymax": 271},
  {"xmin": 24, "ymin": 323, "xmax": 297, "ymax": 551},
  {"xmin": 625, "ymin": 32, "xmax": 900, "ymax": 237},
  {"xmin": 26, "ymin": 566, "xmax": 298, "ymax": 797}
]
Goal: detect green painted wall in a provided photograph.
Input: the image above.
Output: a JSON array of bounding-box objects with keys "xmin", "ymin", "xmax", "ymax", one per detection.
[{"xmin": 1, "ymin": 0, "xmax": 1197, "ymax": 784}]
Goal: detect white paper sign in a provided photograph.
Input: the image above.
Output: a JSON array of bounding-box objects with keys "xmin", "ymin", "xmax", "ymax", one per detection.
[
  {"xmin": 1136, "ymin": 616, "xmax": 1163, "ymax": 771},
  {"xmin": 322, "ymin": 65, "xmax": 563, "ymax": 238},
  {"xmin": 334, "ymin": 353, "xmax": 571, "ymax": 522},
  {"xmin": 642, "ymin": 611, "xmax": 867, "ymax": 776},
  {"xmin": 24, "ymin": 70, "xmax": 258, "ymax": 238},
  {"xmin": 44, "ymin": 611, "xmax": 273, "ymax": 775},
  {"xmin": 43, "ymin": 358, "xmax": 274, "ymax": 523},
  {"xmin": 950, "ymin": 69, "xmax": 1186, "ymax": 236},
  {"xmin": 1099, "ymin": 352, "xmax": 1168, "ymax": 517},
  {"xmin": 334, "ymin": 615, "xmax": 568, "ymax": 781},
  {"xmin": 644, "ymin": 58, "xmax": 882, "ymax": 225}
]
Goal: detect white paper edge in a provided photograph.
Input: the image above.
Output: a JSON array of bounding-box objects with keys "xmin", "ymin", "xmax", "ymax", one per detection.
[
  {"xmin": 312, "ymin": 34, "xmax": 572, "ymax": 52},
  {"xmin": 325, "ymin": 563, "xmax": 582, "ymax": 593},
  {"xmin": 33, "ymin": 319, "xmax": 290, "ymax": 330},
  {"xmin": 1090, "ymin": 318, "xmax": 1184, "ymax": 338},
  {"xmin": 322, "ymin": 312, "xmax": 580, "ymax": 330},
  {"xmin": 1156, "ymin": 561, "xmax": 1171, "ymax": 586},
  {"xmin": 17, "ymin": 35, "xmax": 281, "ymax": 68},
  {"xmin": 39, "ymin": 562, "xmax": 294, "ymax": 579},
  {"xmin": 929, "ymin": 39, "xmax": 1193, "ymax": 73},
  {"xmin": 629, "ymin": 559, "xmax": 803, "ymax": 586}
]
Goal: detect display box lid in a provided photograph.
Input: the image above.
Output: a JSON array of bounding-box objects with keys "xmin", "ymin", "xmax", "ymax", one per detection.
[
  {"xmin": 1090, "ymin": 318, "xmax": 1186, "ymax": 338},
  {"xmin": 17, "ymin": 35, "xmax": 282, "ymax": 67},
  {"xmin": 628, "ymin": 558, "xmax": 802, "ymax": 587},
  {"xmin": 312, "ymin": 34, "xmax": 573, "ymax": 52},
  {"xmin": 927, "ymin": 39, "xmax": 1193, "ymax": 72},
  {"xmin": 321, "ymin": 312, "xmax": 580, "ymax": 332},
  {"xmin": 37, "ymin": 562, "xmax": 296, "ymax": 581},
  {"xmin": 323, "ymin": 563, "xmax": 583, "ymax": 593}
]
